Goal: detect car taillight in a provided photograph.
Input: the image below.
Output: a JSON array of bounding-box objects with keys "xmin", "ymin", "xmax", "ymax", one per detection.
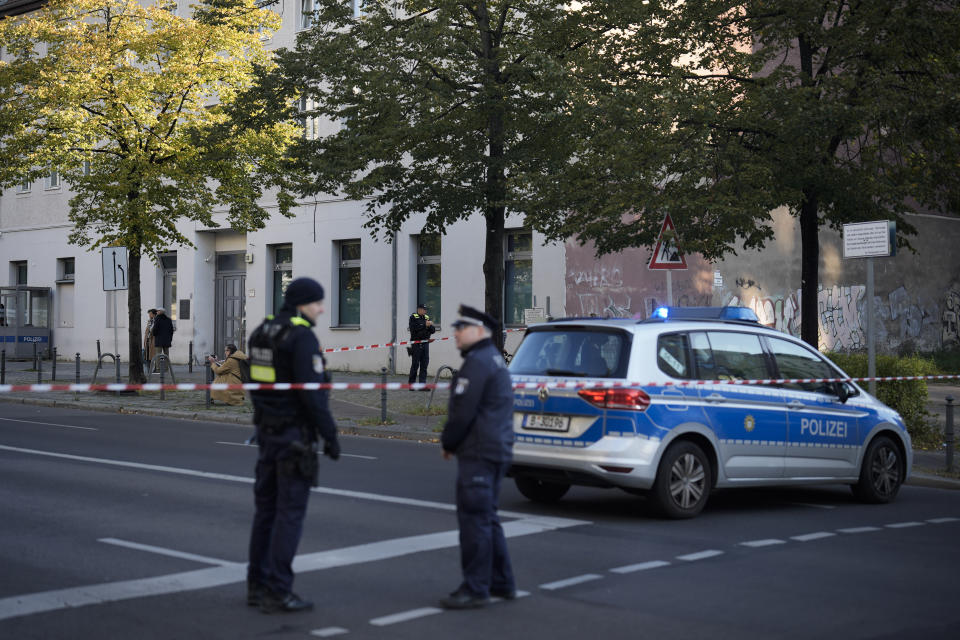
[{"xmin": 577, "ymin": 388, "xmax": 651, "ymax": 411}]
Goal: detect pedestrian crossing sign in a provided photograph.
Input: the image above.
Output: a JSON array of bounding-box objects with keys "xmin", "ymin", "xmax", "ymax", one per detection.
[{"xmin": 648, "ymin": 214, "xmax": 687, "ymax": 270}]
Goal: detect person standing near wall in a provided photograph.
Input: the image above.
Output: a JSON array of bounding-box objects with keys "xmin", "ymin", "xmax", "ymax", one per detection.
[
  {"xmin": 439, "ymin": 304, "xmax": 516, "ymax": 609},
  {"xmin": 408, "ymin": 302, "xmax": 436, "ymax": 387},
  {"xmin": 143, "ymin": 309, "xmax": 156, "ymax": 367},
  {"xmin": 152, "ymin": 307, "xmax": 173, "ymax": 363}
]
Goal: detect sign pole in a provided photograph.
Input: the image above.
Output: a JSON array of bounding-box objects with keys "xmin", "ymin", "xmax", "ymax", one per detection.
[
  {"xmin": 666, "ymin": 271, "xmax": 673, "ymax": 307},
  {"xmin": 113, "ymin": 290, "xmax": 119, "ymax": 357},
  {"xmin": 866, "ymin": 257, "xmax": 876, "ymax": 396}
]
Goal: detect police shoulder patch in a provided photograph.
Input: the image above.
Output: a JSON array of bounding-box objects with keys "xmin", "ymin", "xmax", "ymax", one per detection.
[
  {"xmin": 313, "ymin": 354, "xmax": 325, "ymax": 374},
  {"xmin": 454, "ymin": 377, "xmax": 470, "ymax": 395}
]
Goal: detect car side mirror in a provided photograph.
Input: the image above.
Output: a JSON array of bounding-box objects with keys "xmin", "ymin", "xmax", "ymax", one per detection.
[{"xmin": 835, "ymin": 381, "xmax": 855, "ymax": 404}]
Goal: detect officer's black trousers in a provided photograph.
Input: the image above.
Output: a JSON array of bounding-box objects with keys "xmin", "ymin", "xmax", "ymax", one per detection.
[
  {"xmin": 455, "ymin": 457, "xmax": 515, "ymax": 597},
  {"xmin": 248, "ymin": 433, "xmax": 312, "ymax": 596},
  {"xmin": 409, "ymin": 343, "xmax": 429, "ymax": 383}
]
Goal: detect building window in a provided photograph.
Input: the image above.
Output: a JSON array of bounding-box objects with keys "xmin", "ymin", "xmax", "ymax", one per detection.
[
  {"xmin": 300, "ymin": 0, "xmax": 314, "ymax": 30},
  {"xmin": 17, "ymin": 179, "xmax": 31, "ymax": 193},
  {"xmin": 45, "ymin": 170, "xmax": 60, "ymax": 190},
  {"xmin": 416, "ymin": 233, "xmax": 441, "ymax": 322},
  {"xmin": 337, "ymin": 240, "xmax": 361, "ymax": 326},
  {"xmin": 299, "ymin": 95, "xmax": 320, "ymax": 140},
  {"xmin": 272, "ymin": 244, "xmax": 293, "ymax": 314},
  {"xmin": 12, "ymin": 261, "xmax": 28, "ymax": 285},
  {"xmin": 504, "ymin": 230, "xmax": 533, "ymax": 325},
  {"xmin": 57, "ymin": 257, "xmax": 75, "ymax": 282},
  {"xmin": 159, "ymin": 252, "xmax": 178, "ymax": 321}
]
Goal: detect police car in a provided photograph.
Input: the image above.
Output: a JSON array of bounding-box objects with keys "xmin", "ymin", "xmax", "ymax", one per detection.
[{"xmin": 508, "ymin": 306, "xmax": 911, "ymax": 518}]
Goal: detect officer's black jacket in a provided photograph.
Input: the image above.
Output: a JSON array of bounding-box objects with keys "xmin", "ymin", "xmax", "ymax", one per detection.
[
  {"xmin": 408, "ymin": 313, "xmax": 437, "ymax": 342},
  {"xmin": 250, "ymin": 309, "xmax": 337, "ymax": 445},
  {"xmin": 441, "ymin": 337, "xmax": 514, "ymax": 463}
]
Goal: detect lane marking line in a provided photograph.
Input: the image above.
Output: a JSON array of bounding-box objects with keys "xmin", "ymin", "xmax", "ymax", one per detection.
[
  {"xmin": 0, "ymin": 417, "xmax": 97, "ymax": 431},
  {"xmin": 791, "ymin": 532, "xmax": 836, "ymax": 542},
  {"xmin": 98, "ymin": 538, "xmax": 237, "ymax": 567},
  {"xmin": 539, "ymin": 574, "xmax": 603, "ymax": 591},
  {"xmin": 927, "ymin": 517, "xmax": 960, "ymax": 524},
  {"xmin": 885, "ymin": 521, "xmax": 925, "ymax": 529},
  {"xmin": 311, "ymin": 628, "xmax": 349, "ymax": 638},
  {"xmin": 215, "ymin": 441, "xmax": 377, "ymax": 459},
  {"xmin": 837, "ymin": 526, "xmax": 881, "ymax": 534},
  {"xmin": 370, "ymin": 607, "xmax": 443, "ymax": 626},
  {"xmin": 676, "ymin": 550, "xmax": 724, "ymax": 562},
  {"xmin": 493, "ymin": 590, "xmax": 531, "ymax": 601},
  {"xmin": 739, "ymin": 539, "xmax": 786, "ymax": 548},
  {"xmin": 610, "ymin": 560, "xmax": 670, "ymax": 574}
]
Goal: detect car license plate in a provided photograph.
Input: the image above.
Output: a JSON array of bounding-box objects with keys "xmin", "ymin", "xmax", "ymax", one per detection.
[{"xmin": 522, "ymin": 413, "xmax": 570, "ymax": 432}]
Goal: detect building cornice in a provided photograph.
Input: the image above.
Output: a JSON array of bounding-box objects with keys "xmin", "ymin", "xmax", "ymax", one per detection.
[{"xmin": 0, "ymin": 0, "xmax": 45, "ymax": 18}]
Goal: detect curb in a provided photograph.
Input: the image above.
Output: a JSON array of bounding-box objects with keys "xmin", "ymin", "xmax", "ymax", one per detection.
[{"xmin": 907, "ymin": 470, "xmax": 960, "ymax": 490}]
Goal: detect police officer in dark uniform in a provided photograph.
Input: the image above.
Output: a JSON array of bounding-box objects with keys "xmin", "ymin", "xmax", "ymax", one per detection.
[
  {"xmin": 246, "ymin": 277, "xmax": 340, "ymax": 614},
  {"xmin": 408, "ymin": 302, "xmax": 436, "ymax": 386},
  {"xmin": 439, "ymin": 304, "xmax": 516, "ymax": 609}
]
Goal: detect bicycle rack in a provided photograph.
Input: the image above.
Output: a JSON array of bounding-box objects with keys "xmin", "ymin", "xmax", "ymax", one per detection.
[
  {"xmin": 91, "ymin": 352, "xmax": 121, "ymax": 386},
  {"xmin": 425, "ymin": 365, "xmax": 457, "ymax": 430},
  {"xmin": 148, "ymin": 354, "xmax": 177, "ymax": 384}
]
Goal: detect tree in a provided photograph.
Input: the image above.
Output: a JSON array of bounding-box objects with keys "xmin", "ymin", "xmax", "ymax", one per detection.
[
  {"xmin": 541, "ymin": 0, "xmax": 960, "ymax": 347},
  {"xmin": 275, "ymin": 0, "xmax": 670, "ymax": 339},
  {"xmin": 0, "ymin": 0, "xmax": 299, "ymax": 382}
]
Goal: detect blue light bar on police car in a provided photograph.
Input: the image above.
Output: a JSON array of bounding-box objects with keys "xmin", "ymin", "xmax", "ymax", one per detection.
[{"xmin": 645, "ymin": 306, "xmax": 759, "ymax": 323}]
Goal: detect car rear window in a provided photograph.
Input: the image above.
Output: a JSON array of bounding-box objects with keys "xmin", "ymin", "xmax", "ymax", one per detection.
[{"xmin": 509, "ymin": 328, "xmax": 631, "ymax": 378}]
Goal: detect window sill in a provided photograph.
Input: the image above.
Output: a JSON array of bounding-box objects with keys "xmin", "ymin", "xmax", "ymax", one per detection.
[
  {"xmin": 330, "ymin": 326, "xmax": 361, "ymax": 331},
  {"xmin": 54, "ymin": 279, "xmax": 75, "ymax": 284}
]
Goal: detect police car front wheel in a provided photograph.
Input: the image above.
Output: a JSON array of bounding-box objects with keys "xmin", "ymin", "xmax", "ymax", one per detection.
[
  {"xmin": 652, "ymin": 441, "xmax": 712, "ymax": 519},
  {"xmin": 515, "ymin": 476, "xmax": 571, "ymax": 503},
  {"xmin": 852, "ymin": 435, "xmax": 904, "ymax": 504}
]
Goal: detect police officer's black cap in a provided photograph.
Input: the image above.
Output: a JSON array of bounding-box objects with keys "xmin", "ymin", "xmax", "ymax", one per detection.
[
  {"xmin": 451, "ymin": 304, "xmax": 497, "ymax": 331},
  {"xmin": 417, "ymin": 302, "xmax": 428, "ymax": 309},
  {"xmin": 284, "ymin": 277, "xmax": 325, "ymax": 306}
]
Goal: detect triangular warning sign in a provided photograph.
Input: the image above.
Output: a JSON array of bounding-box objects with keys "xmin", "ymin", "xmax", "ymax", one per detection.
[{"xmin": 648, "ymin": 214, "xmax": 687, "ymax": 270}]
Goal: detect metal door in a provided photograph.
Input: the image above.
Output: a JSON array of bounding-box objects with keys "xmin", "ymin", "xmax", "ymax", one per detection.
[{"xmin": 215, "ymin": 253, "xmax": 246, "ymax": 352}]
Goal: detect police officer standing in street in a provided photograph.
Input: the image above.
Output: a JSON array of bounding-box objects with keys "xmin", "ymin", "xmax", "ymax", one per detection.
[
  {"xmin": 408, "ymin": 302, "xmax": 436, "ymax": 387},
  {"xmin": 246, "ymin": 277, "xmax": 341, "ymax": 614},
  {"xmin": 439, "ymin": 304, "xmax": 516, "ymax": 609}
]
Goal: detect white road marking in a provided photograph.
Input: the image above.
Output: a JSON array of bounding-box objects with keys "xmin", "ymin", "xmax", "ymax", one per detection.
[
  {"xmin": 927, "ymin": 517, "xmax": 960, "ymax": 524},
  {"xmin": 885, "ymin": 521, "xmax": 925, "ymax": 529},
  {"xmin": 370, "ymin": 607, "xmax": 443, "ymax": 626},
  {"xmin": 837, "ymin": 526, "xmax": 881, "ymax": 534},
  {"xmin": 311, "ymin": 628, "xmax": 349, "ymax": 637},
  {"xmin": 0, "ymin": 417, "xmax": 97, "ymax": 431},
  {"xmin": 493, "ymin": 590, "xmax": 531, "ymax": 601},
  {"xmin": 739, "ymin": 539, "xmax": 786, "ymax": 548},
  {"xmin": 676, "ymin": 550, "xmax": 724, "ymax": 562},
  {"xmin": 791, "ymin": 532, "xmax": 836, "ymax": 542},
  {"xmin": 609, "ymin": 560, "xmax": 670, "ymax": 574},
  {"xmin": 539, "ymin": 574, "xmax": 603, "ymax": 591},
  {"xmin": 215, "ymin": 441, "xmax": 376, "ymax": 459},
  {"xmin": 98, "ymin": 538, "xmax": 237, "ymax": 567}
]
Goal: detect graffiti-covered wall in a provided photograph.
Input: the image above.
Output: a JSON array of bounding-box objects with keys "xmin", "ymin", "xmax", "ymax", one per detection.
[{"xmin": 565, "ymin": 208, "xmax": 960, "ymax": 353}]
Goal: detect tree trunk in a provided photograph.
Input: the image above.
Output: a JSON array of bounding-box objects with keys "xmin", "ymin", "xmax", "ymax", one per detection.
[
  {"xmin": 127, "ymin": 245, "xmax": 146, "ymax": 384},
  {"xmin": 483, "ymin": 206, "xmax": 506, "ymax": 350},
  {"xmin": 799, "ymin": 190, "xmax": 820, "ymax": 348}
]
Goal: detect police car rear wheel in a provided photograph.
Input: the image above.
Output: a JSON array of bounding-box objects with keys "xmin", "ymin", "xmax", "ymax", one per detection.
[
  {"xmin": 515, "ymin": 476, "xmax": 570, "ymax": 503},
  {"xmin": 853, "ymin": 435, "xmax": 903, "ymax": 504},
  {"xmin": 652, "ymin": 441, "xmax": 711, "ymax": 519}
]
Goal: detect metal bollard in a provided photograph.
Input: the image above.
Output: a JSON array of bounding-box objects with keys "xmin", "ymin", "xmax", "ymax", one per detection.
[
  {"xmin": 1, "ymin": 348, "xmax": 5, "ymax": 384},
  {"xmin": 160, "ymin": 360, "xmax": 165, "ymax": 401},
  {"xmin": 36, "ymin": 350, "xmax": 42, "ymax": 384},
  {"xmin": 97, "ymin": 339, "xmax": 101, "ymax": 359},
  {"xmin": 205, "ymin": 361, "xmax": 212, "ymax": 408},
  {"xmin": 189, "ymin": 341, "xmax": 194, "ymax": 374},
  {"xmin": 115, "ymin": 354, "xmax": 121, "ymax": 384},
  {"xmin": 52, "ymin": 347, "xmax": 57, "ymax": 381},
  {"xmin": 946, "ymin": 396, "xmax": 955, "ymax": 473},
  {"xmin": 380, "ymin": 367, "xmax": 388, "ymax": 423},
  {"xmin": 75, "ymin": 353, "xmax": 81, "ymax": 401},
  {"xmin": 33, "ymin": 342, "xmax": 38, "ymax": 369}
]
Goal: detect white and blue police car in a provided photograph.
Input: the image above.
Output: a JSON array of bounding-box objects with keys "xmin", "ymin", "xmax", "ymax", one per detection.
[{"xmin": 508, "ymin": 306, "xmax": 911, "ymax": 518}]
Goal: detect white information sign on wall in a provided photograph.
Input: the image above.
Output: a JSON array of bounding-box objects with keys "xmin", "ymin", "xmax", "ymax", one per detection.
[
  {"xmin": 843, "ymin": 221, "xmax": 896, "ymax": 259},
  {"xmin": 101, "ymin": 246, "xmax": 129, "ymax": 291}
]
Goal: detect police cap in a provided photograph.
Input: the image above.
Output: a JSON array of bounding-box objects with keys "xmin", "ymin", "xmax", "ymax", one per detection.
[
  {"xmin": 284, "ymin": 277, "xmax": 325, "ymax": 306},
  {"xmin": 416, "ymin": 302, "xmax": 428, "ymax": 310},
  {"xmin": 451, "ymin": 304, "xmax": 497, "ymax": 332}
]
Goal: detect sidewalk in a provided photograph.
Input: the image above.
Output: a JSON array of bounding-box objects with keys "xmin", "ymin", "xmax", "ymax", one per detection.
[
  {"xmin": 0, "ymin": 357, "xmax": 446, "ymax": 441},
  {"xmin": 2, "ymin": 357, "xmax": 959, "ymax": 487}
]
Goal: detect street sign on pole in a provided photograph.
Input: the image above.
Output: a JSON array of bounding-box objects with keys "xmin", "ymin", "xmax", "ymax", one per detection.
[
  {"xmin": 843, "ymin": 220, "xmax": 896, "ymax": 397},
  {"xmin": 648, "ymin": 214, "xmax": 687, "ymax": 270},
  {"xmin": 102, "ymin": 247, "xmax": 129, "ymax": 291}
]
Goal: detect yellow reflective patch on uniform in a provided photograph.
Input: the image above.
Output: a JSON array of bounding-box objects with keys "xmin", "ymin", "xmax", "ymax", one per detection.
[
  {"xmin": 291, "ymin": 317, "xmax": 310, "ymax": 327},
  {"xmin": 250, "ymin": 365, "xmax": 276, "ymax": 383}
]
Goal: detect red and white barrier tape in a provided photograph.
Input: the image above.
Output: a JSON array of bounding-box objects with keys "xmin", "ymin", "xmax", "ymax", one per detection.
[
  {"xmin": 0, "ymin": 374, "xmax": 957, "ymax": 394},
  {"xmin": 322, "ymin": 327, "xmax": 527, "ymax": 354}
]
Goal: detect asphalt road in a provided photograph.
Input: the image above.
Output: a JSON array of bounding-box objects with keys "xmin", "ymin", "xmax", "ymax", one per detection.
[{"xmin": 1, "ymin": 404, "xmax": 958, "ymax": 640}]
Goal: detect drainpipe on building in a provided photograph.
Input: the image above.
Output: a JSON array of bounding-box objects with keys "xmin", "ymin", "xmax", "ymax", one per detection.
[{"xmin": 389, "ymin": 235, "xmax": 397, "ymax": 375}]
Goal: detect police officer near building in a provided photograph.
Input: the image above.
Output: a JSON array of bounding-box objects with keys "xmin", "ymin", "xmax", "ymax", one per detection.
[
  {"xmin": 439, "ymin": 304, "xmax": 516, "ymax": 609},
  {"xmin": 246, "ymin": 277, "xmax": 340, "ymax": 614},
  {"xmin": 408, "ymin": 302, "xmax": 436, "ymax": 386}
]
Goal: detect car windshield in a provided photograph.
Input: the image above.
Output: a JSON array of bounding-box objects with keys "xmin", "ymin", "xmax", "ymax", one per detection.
[{"xmin": 509, "ymin": 327, "xmax": 631, "ymax": 378}]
